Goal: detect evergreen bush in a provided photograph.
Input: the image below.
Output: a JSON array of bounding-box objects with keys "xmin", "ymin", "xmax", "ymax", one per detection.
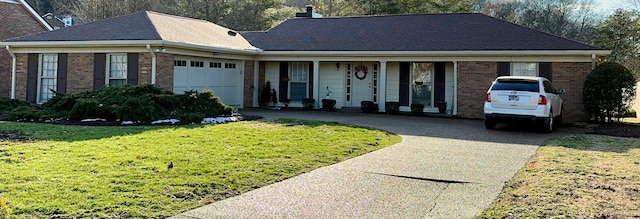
[{"xmin": 583, "ymin": 62, "xmax": 637, "ymax": 122}]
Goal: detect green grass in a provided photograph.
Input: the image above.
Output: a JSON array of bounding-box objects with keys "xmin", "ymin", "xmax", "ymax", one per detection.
[
  {"xmin": 480, "ymin": 134, "xmax": 640, "ymax": 218},
  {"xmin": 0, "ymin": 119, "xmax": 401, "ymax": 218}
]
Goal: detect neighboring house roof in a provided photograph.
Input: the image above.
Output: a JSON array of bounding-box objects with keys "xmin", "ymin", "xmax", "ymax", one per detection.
[
  {"xmin": 41, "ymin": 12, "xmax": 66, "ymax": 29},
  {"xmin": 5, "ymin": 11, "xmax": 256, "ymax": 51},
  {"xmin": 243, "ymin": 13, "xmax": 604, "ymax": 52},
  {"xmin": 0, "ymin": 0, "xmax": 52, "ymax": 41}
]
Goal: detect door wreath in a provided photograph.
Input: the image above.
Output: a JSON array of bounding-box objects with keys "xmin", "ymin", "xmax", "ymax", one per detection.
[{"xmin": 355, "ymin": 65, "xmax": 368, "ymax": 80}]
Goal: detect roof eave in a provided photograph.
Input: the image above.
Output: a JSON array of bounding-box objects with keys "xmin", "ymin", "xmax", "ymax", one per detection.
[{"xmin": 256, "ymin": 50, "xmax": 612, "ymax": 57}]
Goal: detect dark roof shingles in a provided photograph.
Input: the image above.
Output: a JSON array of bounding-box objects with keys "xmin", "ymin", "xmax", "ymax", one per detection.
[
  {"xmin": 244, "ymin": 13, "xmax": 602, "ymax": 51},
  {"xmin": 7, "ymin": 11, "xmax": 161, "ymax": 42}
]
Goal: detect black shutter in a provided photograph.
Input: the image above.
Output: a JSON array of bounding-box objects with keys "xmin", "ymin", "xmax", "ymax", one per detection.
[
  {"xmin": 539, "ymin": 62, "xmax": 552, "ymax": 81},
  {"xmin": 399, "ymin": 62, "xmax": 410, "ymax": 106},
  {"xmin": 127, "ymin": 53, "xmax": 139, "ymax": 85},
  {"xmin": 26, "ymin": 53, "xmax": 38, "ymax": 103},
  {"xmin": 94, "ymin": 53, "xmax": 106, "ymax": 90},
  {"xmin": 57, "ymin": 53, "xmax": 68, "ymax": 94},
  {"xmin": 308, "ymin": 62, "xmax": 314, "ymax": 99},
  {"xmin": 279, "ymin": 62, "xmax": 288, "ymax": 100},
  {"xmin": 497, "ymin": 62, "xmax": 510, "ymax": 77},
  {"xmin": 434, "ymin": 62, "xmax": 446, "ymax": 103}
]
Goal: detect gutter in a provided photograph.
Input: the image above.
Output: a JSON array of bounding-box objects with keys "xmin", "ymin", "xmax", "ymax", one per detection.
[
  {"xmin": 256, "ymin": 50, "xmax": 613, "ymax": 57},
  {"xmin": 6, "ymin": 45, "xmax": 17, "ymax": 99},
  {"xmin": 146, "ymin": 44, "xmax": 157, "ymax": 84}
]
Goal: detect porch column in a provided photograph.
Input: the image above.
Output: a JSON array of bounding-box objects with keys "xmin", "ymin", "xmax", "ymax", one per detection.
[
  {"xmin": 378, "ymin": 61, "xmax": 387, "ymax": 112},
  {"xmin": 453, "ymin": 61, "xmax": 458, "ymax": 115},
  {"xmin": 253, "ymin": 60, "xmax": 259, "ymax": 107},
  {"xmin": 313, "ymin": 60, "xmax": 320, "ymax": 109}
]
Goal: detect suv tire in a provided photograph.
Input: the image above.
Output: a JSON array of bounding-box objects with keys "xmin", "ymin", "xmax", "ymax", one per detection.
[
  {"xmin": 540, "ymin": 110, "xmax": 554, "ymax": 133},
  {"xmin": 485, "ymin": 119, "xmax": 496, "ymax": 130}
]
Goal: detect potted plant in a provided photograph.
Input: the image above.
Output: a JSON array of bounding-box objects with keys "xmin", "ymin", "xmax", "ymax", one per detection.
[
  {"xmin": 437, "ymin": 101, "xmax": 447, "ymax": 114},
  {"xmin": 385, "ymin": 101, "xmax": 400, "ymax": 114},
  {"xmin": 361, "ymin": 101, "xmax": 378, "ymax": 113},
  {"xmin": 280, "ymin": 98, "xmax": 291, "ymax": 109},
  {"xmin": 322, "ymin": 99, "xmax": 337, "ymax": 111},
  {"xmin": 411, "ymin": 103, "xmax": 424, "ymax": 116},
  {"xmin": 302, "ymin": 98, "xmax": 315, "ymax": 110}
]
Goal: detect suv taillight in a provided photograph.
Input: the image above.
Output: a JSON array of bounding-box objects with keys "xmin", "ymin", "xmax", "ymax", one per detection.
[
  {"xmin": 538, "ymin": 95, "xmax": 547, "ymax": 105},
  {"xmin": 485, "ymin": 93, "xmax": 491, "ymax": 102}
]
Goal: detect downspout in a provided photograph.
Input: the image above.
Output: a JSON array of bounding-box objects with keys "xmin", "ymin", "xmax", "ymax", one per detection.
[
  {"xmin": 6, "ymin": 45, "xmax": 17, "ymax": 99},
  {"xmin": 146, "ymin": 44, "xmax": 157, "ymax": 84},
  {"xmin": 453, "ymin": 61, "xmax": 458, "ymax": 116},
  {"xmin": 591, "ymin": 54, "xmax": 597, "ymax": 70}
]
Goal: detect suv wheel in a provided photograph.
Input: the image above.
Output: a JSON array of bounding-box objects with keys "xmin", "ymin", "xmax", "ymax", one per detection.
[
  {"xmin": 485, "ymin": 119, "xmax": 496, "ymax": 130},
  {"xmin": 540, "ymin": 111, "xmax": 554, "ymax": 133}
]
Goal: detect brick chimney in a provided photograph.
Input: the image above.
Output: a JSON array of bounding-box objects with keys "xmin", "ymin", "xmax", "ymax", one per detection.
[{"xmin": 295, "ymin": 5, "xmax": 313, "ymax": 18}]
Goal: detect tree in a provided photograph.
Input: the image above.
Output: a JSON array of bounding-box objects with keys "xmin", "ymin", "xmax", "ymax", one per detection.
[
  {"xmin": 593, "ymin": 9, "xmax": 640, "ymax": 79},
  {"xmin": 481, "ymin": 0, "xmax": 598, "ymax": 44},
  {"xmin": 583, "ymin": 62, "xmax": 637, "ymax": 123}
]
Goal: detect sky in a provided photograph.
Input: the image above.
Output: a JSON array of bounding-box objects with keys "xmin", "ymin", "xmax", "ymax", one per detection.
[{"xmin": 592, "ymin": 0, "xmax": 637, "ymax": 14}]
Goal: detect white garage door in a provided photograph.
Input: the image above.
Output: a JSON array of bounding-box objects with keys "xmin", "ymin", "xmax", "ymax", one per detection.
[{"xmin": 173, "ymin": 58, "xmax": 242, "ymax": 106}]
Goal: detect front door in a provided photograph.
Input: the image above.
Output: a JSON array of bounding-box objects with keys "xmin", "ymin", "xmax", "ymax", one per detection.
[{"xmin": 350, "ymin": 63, "xmax": 373, "ymax": 107}]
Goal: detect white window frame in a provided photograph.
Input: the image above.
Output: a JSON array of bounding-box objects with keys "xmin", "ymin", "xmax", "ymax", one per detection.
[
  {"xmin": 37, "ymin": 54, "xmax": 58, "ymax": 104},
  {"xmin": 106, "ymin": 53, "xmax": 127, "ymax": 86},
  {"xmin": 289, "ymin": 62, "xmax": 309, "ymax": 101},
  {"xmin": 409, "ymin": 62, "xmax": 435, "ymax": 107},
  {"xmin": 512, "ymin": 62, "xmax": 538, "ymax": 77}
]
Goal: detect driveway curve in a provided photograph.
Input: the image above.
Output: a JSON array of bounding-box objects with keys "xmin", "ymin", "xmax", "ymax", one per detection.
[{"xmin": 172, "ymin": 109, "xmax": 583, "ymax": 218}]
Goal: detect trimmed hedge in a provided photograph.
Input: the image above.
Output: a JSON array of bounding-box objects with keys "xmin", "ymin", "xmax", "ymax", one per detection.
[{"xmin": 0, "ymin": 85, "xmax": 234, "ymax": 124}]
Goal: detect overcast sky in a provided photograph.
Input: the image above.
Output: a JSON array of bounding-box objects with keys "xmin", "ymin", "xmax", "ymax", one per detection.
[{"xmin": 592, "ymin": 0, "xmax": 636, "ymax": 14}]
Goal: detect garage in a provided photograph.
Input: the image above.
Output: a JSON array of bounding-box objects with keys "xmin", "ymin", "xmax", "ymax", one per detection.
[{"xmin": 173, "ymin": 57, "xmax": 243, "ymax": 107}]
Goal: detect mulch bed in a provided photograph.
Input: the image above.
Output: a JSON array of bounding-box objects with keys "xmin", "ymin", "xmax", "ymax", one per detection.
[
  {"xmin": 0, "ymin": 130, "xmax": 31, "ymax": 142},
  {"xmin": 588, "ymin": 123, "xmax": 640, "ymax": 138}
]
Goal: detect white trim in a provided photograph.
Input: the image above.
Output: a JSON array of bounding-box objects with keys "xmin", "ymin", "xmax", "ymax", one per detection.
[
  {"xmin": 378, "ymin": 61, "xmax": 387, "ymax": 112},
  {"xmin": 257, "ymin": 50, "xmax": 611, "ymax": 57},
  {"xmin": 37, "ymin": 53, "xmax": 58, "ymax": 104},
  {"xmin": 106, "ymin": 53, "xmax": 128, "ymax": 86},
  {"xmin": 6, "ymin": 45, "xmax": 17, "ymax": 99},
  {"xmin": 17, "ymin": 0, "xmax": 53, "ymax": 31},
  {"xmin": 453, "ymin": 61, "xmax": 458, "ymax": 115},
  {"xmin": 313, "ymin": 61, "xmax": 320, "ymax": 109}
]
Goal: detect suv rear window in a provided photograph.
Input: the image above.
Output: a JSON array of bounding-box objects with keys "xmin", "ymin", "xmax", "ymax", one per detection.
[{"xmin": 491, "ymin": 79, "xmax": 539, "ymax": 92}]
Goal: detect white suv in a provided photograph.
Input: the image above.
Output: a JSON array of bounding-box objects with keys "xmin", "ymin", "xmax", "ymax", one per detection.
[{"xmin": 483, "ymin": 76, "xmax": 564, "ymax": 133}]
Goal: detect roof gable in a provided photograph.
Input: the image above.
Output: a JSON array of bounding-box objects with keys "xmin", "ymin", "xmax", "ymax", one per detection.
[
  {"xmin": 5, "ymin": 11, "xmax": 255, "ymax": 51},
  {"xmin": 244, "ymin": 13, "xmax": 603, "ymax": 52},
  {"xmin": 0, "ymin": 0, "xmax": 52, "ymax": 40}
]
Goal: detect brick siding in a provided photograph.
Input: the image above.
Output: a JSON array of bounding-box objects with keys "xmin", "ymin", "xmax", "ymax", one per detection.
[
  {"xmin": 66, "ymin": 53, "xmax": 94, "ymax": 94},
  {"xmin": 243, "ymin": 60, "xmax": 255, "ymax": 107},
  {"xmin": 456, "ymin": 61, "xmax": 593, "ymax": 123},
  {"xmin": 155, "ymin": 53, "xmax": 174, "ymax": 91},
  {"xmin": 0, "ymin": 2, "xmax": 49, "ymax": 97},
  {"xmin": 14, "ymin": 54, "xmax": 28, "ymax": 100}
]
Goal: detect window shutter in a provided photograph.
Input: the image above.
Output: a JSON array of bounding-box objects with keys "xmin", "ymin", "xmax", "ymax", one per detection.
[
  {"xmin": 497, "ymin": 62, "xmax": 510, "ymax": 77},
  {"xmin": 308, "ymin": 62, "xmax": 314, "ymax": 99},
  {"xmin": 57, "ymin": 53, "xmax": 68, "ymax": 93},
  {"xmin": 399, "ymin": 62, "xmax": 410, "ymax": 106},
  {"xmin": 26, "ymin": 53, "xmax": 38, "ymax": 103},
  {"xmin": 127, "ymin": 53, "xmax": 139, "ymax": 85},
  {"xmin": 279, "ymin": 62, "xmax": 288, "ymax": 100},
  {"xmin": 94, "ymin": 53, "xmax": 106, "ymax": 90},
  {"xmin": 539, "ymin": 62, "xmax": 552, "ymax": 81},
  {"xmin": 434, "ymin": 62, "xmax": 446, "ymax": 103}
]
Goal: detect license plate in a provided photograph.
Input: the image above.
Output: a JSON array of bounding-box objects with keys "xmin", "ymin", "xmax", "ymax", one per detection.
[{"xmin": 508, "ymin": 95, "xmax": 519, "ymax": 101}]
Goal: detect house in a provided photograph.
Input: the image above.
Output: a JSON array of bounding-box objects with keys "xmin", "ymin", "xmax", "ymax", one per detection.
[
  {"xmin": 0, "ymin": 0, "xmax": 52, "ymax": 98},
  {"xmin": 41, "ymin": 12, "xmax": 74, "ymax": 29},
  {"xmin": 0, "ymin": 8, "xmax": 610, "ymax": 123}
]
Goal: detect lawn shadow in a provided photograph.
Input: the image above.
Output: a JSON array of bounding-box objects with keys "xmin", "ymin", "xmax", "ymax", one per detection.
[{"xmin": 543, "ymin": 132, "xmax": 640, "ymax": 153}]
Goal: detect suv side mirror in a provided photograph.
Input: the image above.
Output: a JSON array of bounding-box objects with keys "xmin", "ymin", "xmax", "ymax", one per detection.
[{"xmin": 556, "ymin": 88, "xmax": 565, "ymax": 94}]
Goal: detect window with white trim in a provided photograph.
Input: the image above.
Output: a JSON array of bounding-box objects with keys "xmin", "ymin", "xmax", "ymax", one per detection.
[
  {"xmin": 289, "ymin": 62, "xmax": 308, "ymax": 101},
  {"xmin": 512, "ymin": 63, "xmax": 538, "ymax": 77},
  {"xmin": 107, "ymin": 54, "xmax": 127, "ymax": 86},
  {"xmin": 38, "ymin": 54, "xmax": 58, "ymax": 103}
]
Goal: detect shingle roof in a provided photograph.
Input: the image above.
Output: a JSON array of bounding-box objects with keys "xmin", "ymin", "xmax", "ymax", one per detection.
[
  {"xmin": 243, "ymin": 13, "xmax": 603, "ymax": 51},
  {"xmin": 6, "ymin": 11, "xmax": 255, "ymax": 51}
]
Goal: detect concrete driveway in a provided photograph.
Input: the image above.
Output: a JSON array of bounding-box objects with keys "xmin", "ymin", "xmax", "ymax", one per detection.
[{"xmin": 171, "ymin": 109, "xmax": 582, "ymax": 218}]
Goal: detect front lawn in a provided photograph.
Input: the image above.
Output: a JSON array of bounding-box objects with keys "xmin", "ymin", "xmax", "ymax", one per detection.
[
  {"xmin": 0, "ymin": 119, "xmax": 401, "ymax": 218},
  {"xmin": 480, "ymin": 134, "xmax": 640, "ymax": 218}
]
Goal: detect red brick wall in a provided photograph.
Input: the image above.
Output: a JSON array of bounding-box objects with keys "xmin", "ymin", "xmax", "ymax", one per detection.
[
  {"xmin": 0, "ymin": 2, "xmax": 50, "ymax": 97},
  {"xmin": 155, "ymin": 53, "xmax": 174, "ymax": 91},
  {"xmin": 552, "ymin": 62, "xmax": 592, "ymax": 122},
  {"xmin": 457, "ymin": 61, "xmax": 497, "ymax": 119},
  {"xmin": 14, "ymin": 54, "xmax": 28, "ymax": 100},
  {"xmin": 456, "ymin": 61, "xmax": 593, "ymax": 123},
  {"xmin": 243, "ymin": 60, "xmax": 255, "ymax": 107},
  {"xmin": 67, "ymin": 53, "xmax": 94, "ymax": 94}
]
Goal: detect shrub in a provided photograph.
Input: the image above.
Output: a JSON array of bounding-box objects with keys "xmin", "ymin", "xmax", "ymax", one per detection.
[
  {"xmin": 583, "ymin": 62, "xmax": 637, "ymax": 123},
  {"xmin": 259, "ymin": 81, "xmax": 272, "ymax": 107},
  {"xmin": 178, "ymin": 90, "xmax": 233, "ymax": 118},
  {"xmin": 322, "ymin": 99, "xmax": 336, "ymax": 111},
  {"xmin": 361, "ymin": 101, "xmax": 378, "ymax": 113},
  {"xmin": 302, "ymin": 98, "xmax": 315, "ymax": 110},
  {"xmin": 385, "ymin": 102, "xmax": 400, "ymax": 114},
  {"xmin": 411, "ymin": 103, "xmax": 424, "ymax": 116},
  {"xmin": 0, "ymin": 97, "xmax": 30, "ymax": 114}
]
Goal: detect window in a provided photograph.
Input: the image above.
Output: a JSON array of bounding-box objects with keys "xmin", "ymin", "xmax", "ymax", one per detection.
[
  {"xmin": 210, "ymin": 62, "xmax": 222, "ymax": 68},
  {"xmin": 38, "ymin": 54, "xmax": 58, "ymax": 103},
  {"xmin": 107, "ymin": 54, "xmax": 127, "ymax": 86},
  {"xmin": 225, "ymin": 63, "xmax": 236, "ymax": 69},
  {"xmin": 512, "ymin": 63, "xmax": 537, "ymax": 77},
  {"xmin": 411, "ymin": 62, "xmax": 433, "ymax": 107},
  {"xmin": 289, "ymin": 62, "xmax": 308, "ymax": 101},
  {"xmin": 191, "ymin": 61, "xmax": 204, "ymax": 67},
  {"xmin": 174, "ymin": 60, "xmax": 187, "ymax": 66}
]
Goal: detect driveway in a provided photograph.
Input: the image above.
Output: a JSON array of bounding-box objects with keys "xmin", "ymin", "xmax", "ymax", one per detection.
[{"xmin": 171, "ymin": 109, "xmax": 583, "ymax": 218}]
